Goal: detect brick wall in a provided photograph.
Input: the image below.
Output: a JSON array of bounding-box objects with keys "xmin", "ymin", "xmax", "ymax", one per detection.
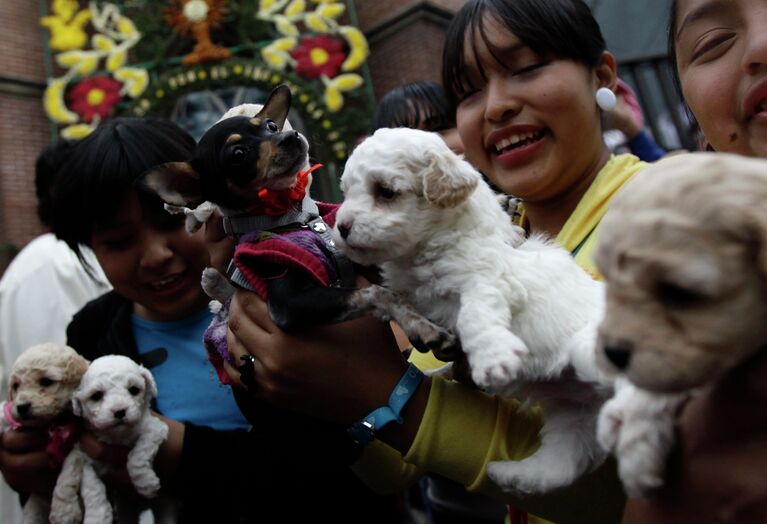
[{"xmin": 0, "ymin": 0, "xmax": 49, "ymax": 254}]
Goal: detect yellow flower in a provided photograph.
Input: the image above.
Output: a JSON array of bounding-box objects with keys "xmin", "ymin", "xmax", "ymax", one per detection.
[
  {"xmin": 316, "ymin": 3, "xmax": 345, "ymax": 19},
  {"xmin": 274, "ymin": 15, "xmax": 299, "ymax": 36},
  {"xmin": 61, "ymin": 122, "xmax": 97, "ymax": 140},
  {"xmin": 43, "ymin": 79, "xmax": 78, "ymax": 124},
  {"xmin": 304, "ymin": 14, "xmax": 329, "ymax": 32},
  {"xmin": 285, "ymin": 0, "xmax": 306, "ymax": 17},
  {"xmin": 106, "ymin": 48, "xmax": 128, "ymax": 72},
  {"xmin": 324, "ymin": 86, "xmax": 343, "ymax": 112},
  {"xmin": 39, "ymin": 4, "xmax": 92, "ymax": 52},
  {"xmin": 329, "ymin": 73, "xmax": 363, "ymax": 91},
  {"xmin": 338, "ymin": 26, "xmax": 369, "ymax": 72},
  {"xmin": 56, "ymin": 50, "xmax": 99, "ymax": 76},
  {"xmin": 114, "ymin": 68, "xmax": 149, "ymax": 98}
]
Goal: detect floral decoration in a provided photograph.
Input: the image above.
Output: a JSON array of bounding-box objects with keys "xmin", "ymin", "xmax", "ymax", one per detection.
[
  {"xmin": 258, "ymin": 0, "xmax": 369, "ymax": 112},
  {"xmin": 40, "ymin": 0, "xmax": 373, "ymax": 185},
  {"xmin": 67, "ymin": 76, "xmax": 123, "ymax": 122},
  {"xmin": 41, "ymin": 2, "xmax": 148, "ymax": 139},
  {"xmin": 290, "ymin": 35, "xmax": 345, "ymax": 79}
]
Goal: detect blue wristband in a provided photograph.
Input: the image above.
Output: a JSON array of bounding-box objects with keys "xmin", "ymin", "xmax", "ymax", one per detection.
[{"xmin": 347, "ymin": 363, "xmax": 424, "ymax": 446}]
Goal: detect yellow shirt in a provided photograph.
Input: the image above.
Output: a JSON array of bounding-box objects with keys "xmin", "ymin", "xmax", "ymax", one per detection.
[{"xmin": 353, "ymin": 154, "xmax": 645, "ymax": 524}]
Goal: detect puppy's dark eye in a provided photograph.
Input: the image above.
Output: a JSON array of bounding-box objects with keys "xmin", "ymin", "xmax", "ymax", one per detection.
[
  {"xmin": 657, "ymin": 282, "xmax": 706, "ymax": 308},
  {"xmin": 229, "ymin": 145, "xmax": 247, "ymax": 165},
  {"xmin": 375, "ymin": 184, "xmax": 397, "ymax": 201},
  {"xmin": 11, "ymin": 382, "xmax": 19, "ymax": 392},
  {"xmin": 266, "ymin": 120, "xmax": 279, "ymax": 132},
  {"xmin": 128, "ymin": 386, "xmax": 141, "ymax": 396},
  {"xmin": 89, "ymin": 391, "xmax": 104, "ymax": 402},
  {"xmin": 39, "ymin": 377, "xmax": 55, "ymax": 388}
]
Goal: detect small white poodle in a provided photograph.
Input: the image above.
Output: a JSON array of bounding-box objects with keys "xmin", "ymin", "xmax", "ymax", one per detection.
[
  {"xmin": 50, "ymin": 355, "xmax": 170, "ymax": 524},
  {"xmin": 0, "ymin": 343, "xmax": 89, "ymax": 524},
  {"xmin": 331, "ymin": 127, "xmax": 613, "ymax": 493}
]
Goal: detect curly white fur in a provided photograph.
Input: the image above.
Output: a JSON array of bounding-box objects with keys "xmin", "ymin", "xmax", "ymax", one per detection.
[
  {"xmin": 0, "ymin": 343, "xmax": 89, "ymax": 524},
  {"xmin": 50, "ymin": 356, "xmax": 170, "ymax": 524},
  {"xmin": 332, "ymin": 128, "xmax": 614, "ymax": 493}
]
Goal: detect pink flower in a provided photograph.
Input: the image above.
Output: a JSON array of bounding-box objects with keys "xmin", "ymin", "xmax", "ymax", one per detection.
[
  {"xmin": 68, "ymin": 76, "xmax": 123, "ymax": 122},
  {"xmin": 290, "ymin": 35, "xmax": 346, "ymax": 79}
]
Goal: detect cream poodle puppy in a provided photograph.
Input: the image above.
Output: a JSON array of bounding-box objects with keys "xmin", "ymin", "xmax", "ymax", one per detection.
[
  {"xmin": 50, "ymin": 355, "xmax": 170, "ymax": 524},
  {"xmin": 595, "ymin": 152, "xmax": 767, "ymax": 496},
  {"xmin": 331, "ymin": 127, "xmax": 613, "ymax": 494},
  {"xmin": 0, "ymin": 343, "xmax": 89, "ymax": 524}
]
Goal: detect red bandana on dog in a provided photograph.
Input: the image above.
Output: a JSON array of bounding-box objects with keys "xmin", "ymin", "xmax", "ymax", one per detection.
[{"xmin": 252, "ymin": 163, "xmax": 323, "ymax": 216}]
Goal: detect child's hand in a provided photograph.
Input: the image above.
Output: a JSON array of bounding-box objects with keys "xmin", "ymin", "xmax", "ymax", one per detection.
[{"xmin": 0, "ymin": 427, "xmax": 57, "ymax": 496}]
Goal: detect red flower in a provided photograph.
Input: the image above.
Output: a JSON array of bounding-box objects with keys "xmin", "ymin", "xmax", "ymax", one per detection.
[
  {"xmin": 67, "ymin": 76, "xmax": 123, "ymax": 123},
  {"xmin": 290, "ymin": 35, "xmax": 346, "ymax": 79}
]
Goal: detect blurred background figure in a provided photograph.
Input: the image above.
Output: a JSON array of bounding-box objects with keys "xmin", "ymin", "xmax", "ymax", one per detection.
[
  {"xmin": 372, "ymin": 80, "xmax": 464, "ymax": 155},
  {"xmin": 0, "ymin": 141, "xmax": 110, "ymax": 524},
  {"xmin": 603, "ymin": 78, "xmax": 667, "ymax": 161}
]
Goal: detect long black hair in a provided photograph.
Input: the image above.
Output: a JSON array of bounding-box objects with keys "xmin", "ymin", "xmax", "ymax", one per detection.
[
  {"xmin": 442, "ymin": 0, "xmax": 607, "ymax": 107},
  {"xmin": 51, "ymin": 117, "xmax": 195, "ymax": 267}
]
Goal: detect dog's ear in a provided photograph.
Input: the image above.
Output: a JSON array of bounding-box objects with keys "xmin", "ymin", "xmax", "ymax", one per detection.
[
  {"xmin": 422, "ymin": 148, "xmax": 480, "ymax": 208},
  {"xmin": 140, "ymin": 366, "xmax": 158, "ymax": 400},
  {"xmin": 141, "ymin": 162, "xmax": 204, "ymax": 208},
  {"xmin": 254, "ymin": 84, "xmax": 291, "ymax": 131}
]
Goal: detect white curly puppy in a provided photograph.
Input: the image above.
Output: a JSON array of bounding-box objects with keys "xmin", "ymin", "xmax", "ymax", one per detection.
[
  {"xmin": 332, "ymin": 127, "xmax": 613, "ymax": 493},
  {"xmin": 595, "ymin": 152, "xmax": 767, "ymax": 496},
  {"xmin": 50, "ymin": 355, "xmax": 169, "ymax": 524},
  {"xmin": 0, "ymin": 343, "xmax": 88, "ymax": 524}
]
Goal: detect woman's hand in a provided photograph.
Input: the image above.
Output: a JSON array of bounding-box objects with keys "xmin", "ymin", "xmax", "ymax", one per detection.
[
  {"xmin": 0, "ymin": 427, "xmax": 57, "ymax": 496},
  {"xmin": 622, "ymin": 348, "xmax": 767, "ymax": 522}
]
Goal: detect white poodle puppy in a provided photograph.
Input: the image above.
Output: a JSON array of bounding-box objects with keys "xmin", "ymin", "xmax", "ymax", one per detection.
[
  {"xmin": 50, "ymin": 355, "xmax": 170, "ymax": 524},
  {"xmin": 332, "ymin": 127, "xmax": 613, "ymax": 493},
  {"xmin": 0, "ymin": 343, "xmax": 89, "ymax": 524}
]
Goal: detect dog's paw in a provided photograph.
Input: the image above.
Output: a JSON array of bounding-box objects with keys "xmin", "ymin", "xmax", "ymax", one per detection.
[
  {"xmin": 410, "ymin": 327, "xmax": 461, "ymax": 360},
  {"xmin": 201, "ymin": 267, "xmax": 235, "ymax": 302},
  {"xmin": 470, "ymin": 353, "xmax": 523, "ymax": 389},
  {"xmin": 468, "ymin": 341, "xmax": 526, "ymax": 389},
  {"xmin": 600, "ymin": 385, "xmax": 685, "ymax": 498},
  {"xmin": 132, "ymin": 470, "xmax": 162, "ymax": 499},
  {"xmin": 596, "ymin": 396, "xmax": 624, "ymax": 453}
]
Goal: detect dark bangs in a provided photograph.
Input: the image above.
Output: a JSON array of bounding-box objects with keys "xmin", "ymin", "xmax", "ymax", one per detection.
[
  {"xmin": 442, "ymin": 0, "xmax": 607, "ymax": 107},
  {"xmin": 52, "ymin": 117, "xmax": 195, "ymax": 264}
]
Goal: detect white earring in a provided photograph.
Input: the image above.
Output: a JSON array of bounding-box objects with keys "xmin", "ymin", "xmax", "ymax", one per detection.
[{"xmin": 596, "ymin": 87, "xmax": 617, "ymax": 111}]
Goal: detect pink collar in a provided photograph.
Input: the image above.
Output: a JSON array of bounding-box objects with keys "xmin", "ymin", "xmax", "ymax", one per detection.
[{"xmin": 3, "ymin": 402, "xmax": 22, "ymax": 430}]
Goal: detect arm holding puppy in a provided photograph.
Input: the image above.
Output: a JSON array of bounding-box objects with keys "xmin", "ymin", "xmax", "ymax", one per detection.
[{"xmin": 224, "ymin": 289, "xmax": 626, "ymax": 523}]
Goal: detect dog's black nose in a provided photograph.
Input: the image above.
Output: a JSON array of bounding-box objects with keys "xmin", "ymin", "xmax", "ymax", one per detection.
[
  {"xmin": 337, "ymin": 223, "xmax": 351, "ymax": 239},
  {"xmin": 279, "ymin": 130, "xmax": 300, "ymax": 146},
  {"xmin": 15, "ymin": 403, "xmax": 31, "ymax": 418},
  {"xmin": 604, "ymin": 343, "xmax": 633, "ymax": 371},
  {"xmin": 113, "ymin": 409, "xmax": 127, "ymax": 420}
]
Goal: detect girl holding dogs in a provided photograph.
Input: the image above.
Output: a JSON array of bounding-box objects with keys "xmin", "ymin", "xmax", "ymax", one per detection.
[
  {"xmin": 0, "ymin": 118, "xmax": 402, "ymax": 523},
  {"xmin": 220, "ymin": 1, "xmax": 648, "ymax": 523}
]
